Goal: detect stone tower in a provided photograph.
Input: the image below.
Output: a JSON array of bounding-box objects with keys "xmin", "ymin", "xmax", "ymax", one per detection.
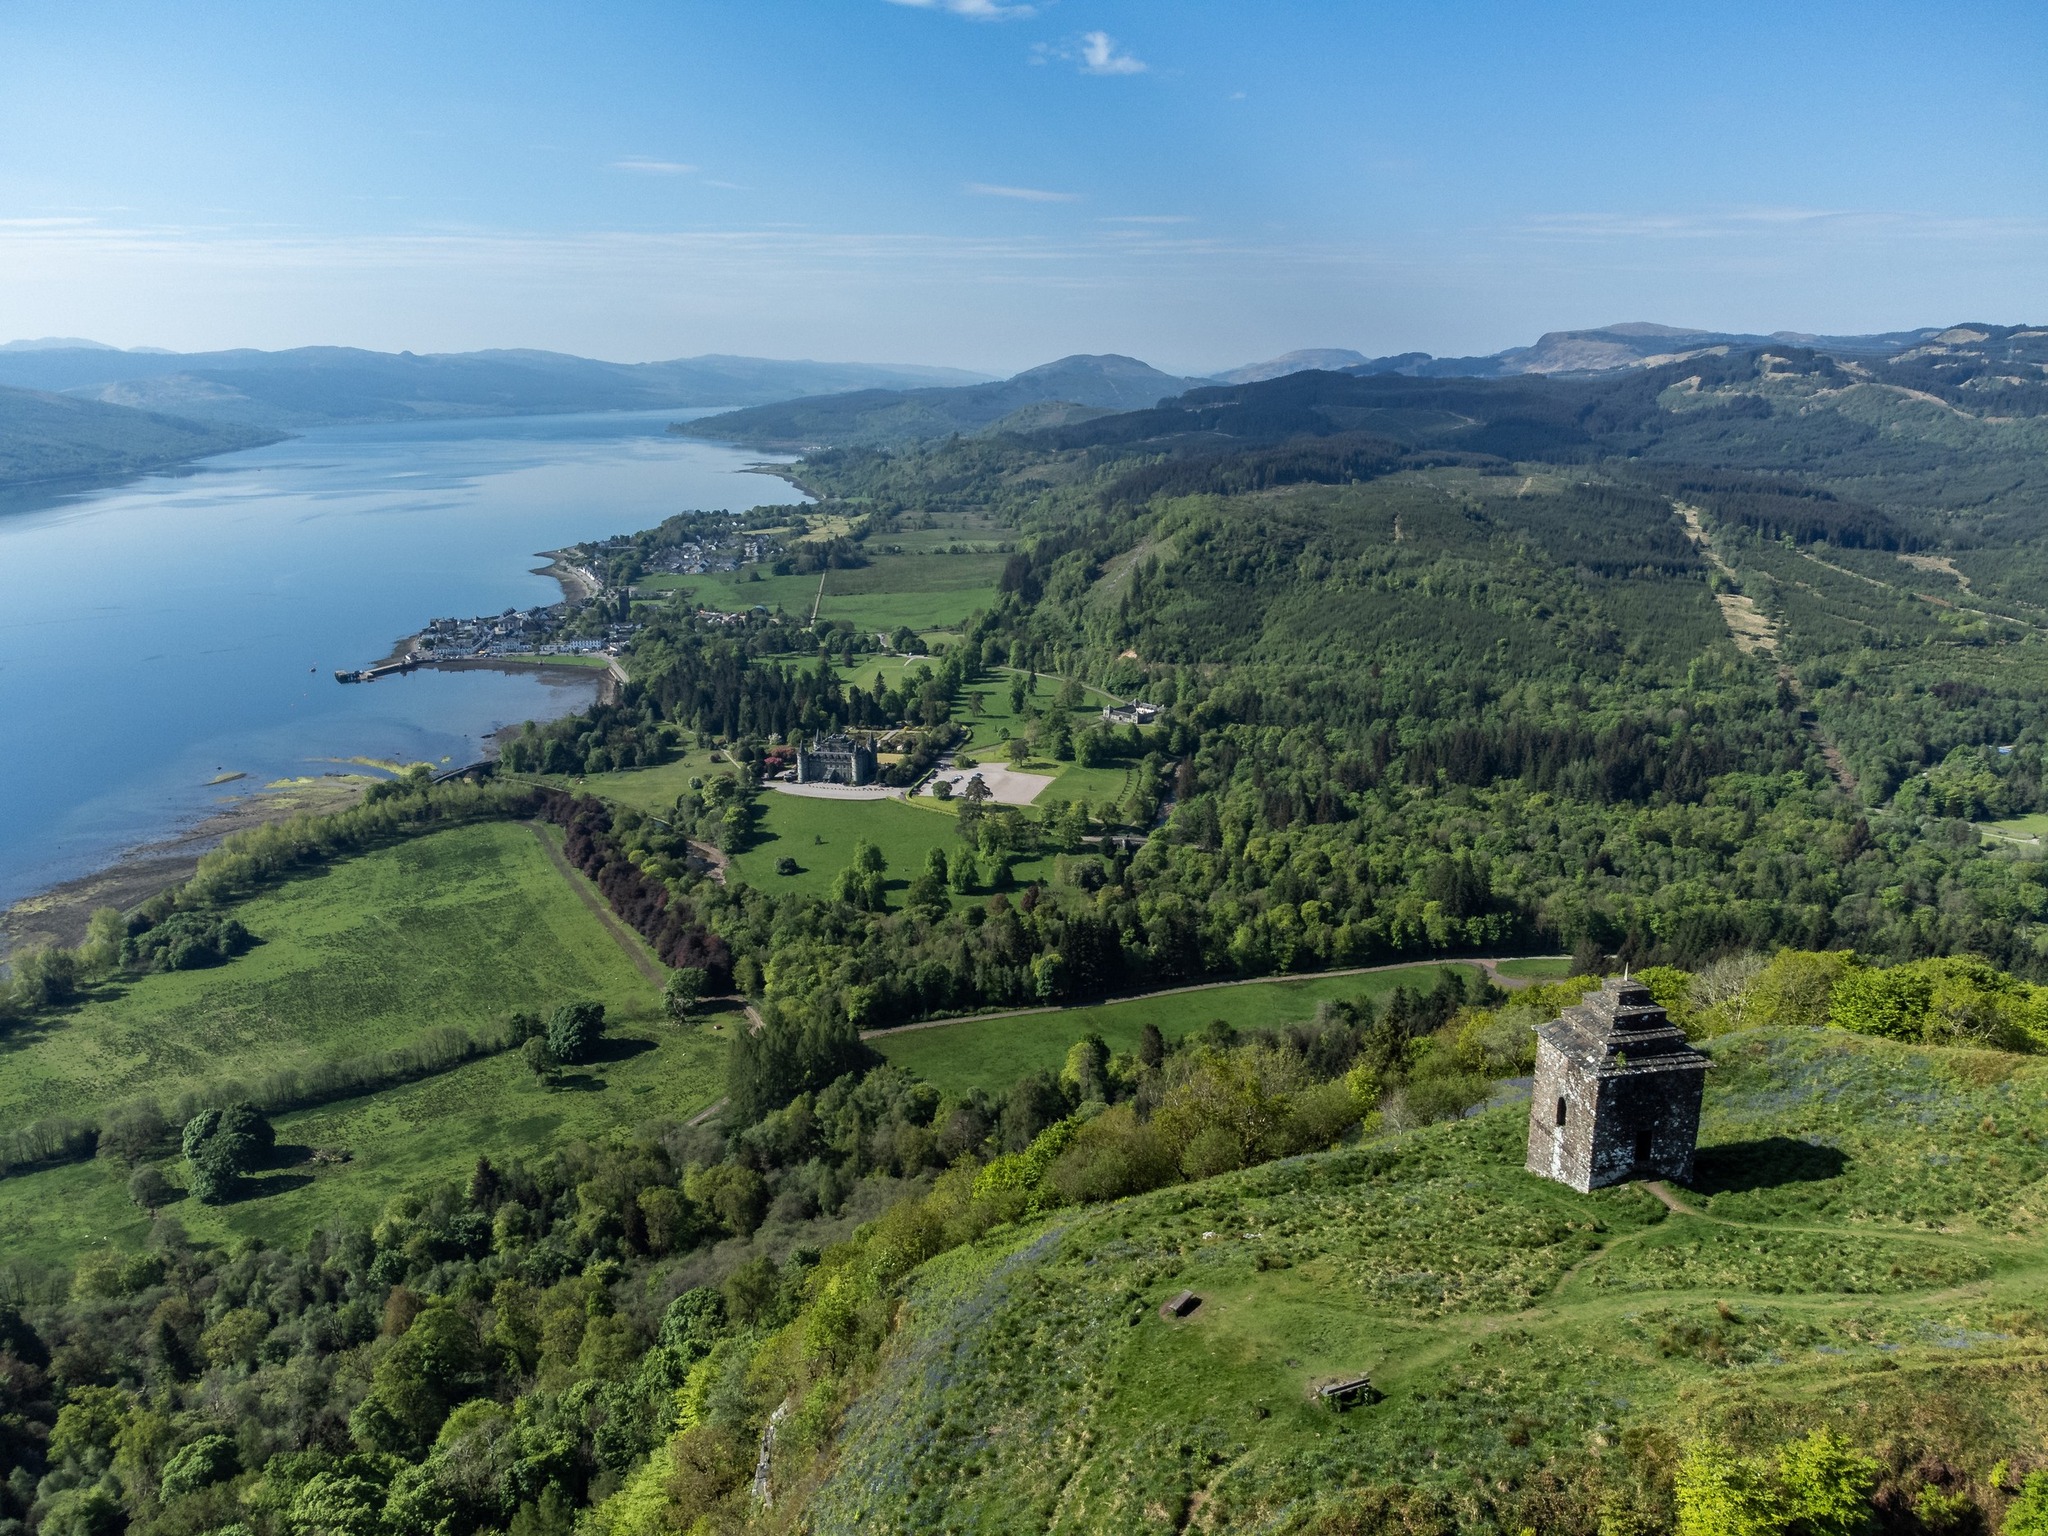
[{"xmin": 1526, "ymin": 975, "xmax": 1708, "ymax": 1192}]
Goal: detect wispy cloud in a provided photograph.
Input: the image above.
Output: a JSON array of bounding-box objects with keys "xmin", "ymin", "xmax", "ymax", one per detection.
[
  {"xmin": 1077, "ymin": 30, "xmax": 1145, "ymax": 74},
  {"xmin": 966, "ymin": 182, "xmax": 1080, "ymax": 203},
  {"xmin": 1513, "ymin": 206, "xmax": 2048, "ymax": 242},
  {"xmin": 611, "ymin": 158, "xmax": 698, "ymax": 176},
  {"xmin": 885, "ymin": 0, "xmax": 1035, "ymax": 19}
]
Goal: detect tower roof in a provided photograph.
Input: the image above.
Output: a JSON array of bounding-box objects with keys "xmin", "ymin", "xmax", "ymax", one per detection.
[{"xmin": 1535, "ymin": 975, "xmax": 1708, "ymax": 1076}]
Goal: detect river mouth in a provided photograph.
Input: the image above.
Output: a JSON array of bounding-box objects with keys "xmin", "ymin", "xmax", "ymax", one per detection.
[{"xmin": 0, "ymin": 408, "xmax": 806, "ymax": 915}]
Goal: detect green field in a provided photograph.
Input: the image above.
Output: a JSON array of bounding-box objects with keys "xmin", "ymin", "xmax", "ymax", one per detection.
[
  {"xmin": 728, "ymin": 790, "xmax": 1054, "ymax": 903},
  {"xmin": 0, "ymin": 820, "xmax": 664, "ymax": 1130},
  {"xmin": 657, "ymin": 552, "xmax": 1004, "ymax": 634},
  {"xmin": 811, "ymin": 1028, "xmax": 2048, "ymax": 1531},
  {"xmin": 522, "ymin": 747, "xmax": 731, "ymax": 816},
  {"xmin": 1980, "ymin": 811, "xmax": 2048, "ymax": 848},
  {"xmin": 873, "ymin": 964, "xmax": 1482, "ymax": 1095},
  {"xmin": 0, "ymin": 1011, "xmax": 726, "ymax": 1264},
  {"xmin": 1494, "ymin": 955, "xmax": 1573, "ymax": 980}
]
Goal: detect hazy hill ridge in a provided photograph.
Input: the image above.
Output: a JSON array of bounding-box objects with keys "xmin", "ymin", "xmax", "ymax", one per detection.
[
  {"xmin": 0, "ymin": 345, "xmax": 994, "ymax": 430},
  {"xmin": 0, "ymin": 384, "xmax": 277, "ymax": 487},
  {"xmin": 675, "ymin": 352, "xmax": 1206, "ymax": 449}
]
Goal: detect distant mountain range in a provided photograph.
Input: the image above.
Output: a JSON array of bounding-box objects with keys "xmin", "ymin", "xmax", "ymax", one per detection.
[
  {"xmin": 0, "ymin": 345, "xmax": 994, "ymax": 431},
  {"xmin": 678, "ymin": 322, "xmax": 1984, "ymax": 448},
  {"xmin": 1320, "ymin": 321, "xmax": 1951, "ymax": 380},
  {"xmin": 672, "ymin": 354, "xmax": 1205, "ymax": 449},
  {"xmin": 3, "ymin": 322, "xmax": 2027, "ymax": 489}
]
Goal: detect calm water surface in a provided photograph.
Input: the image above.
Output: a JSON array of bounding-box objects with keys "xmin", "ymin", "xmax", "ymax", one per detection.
[{"xmin": 0, "ymin": 410, "xmax": 804, "ymax": 909}]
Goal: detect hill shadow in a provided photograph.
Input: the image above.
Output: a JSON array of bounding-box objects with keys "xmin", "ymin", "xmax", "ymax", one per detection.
[{"xmin": 1684, "ymin": 1136, "xmax": 1847, "ymax": 1196}]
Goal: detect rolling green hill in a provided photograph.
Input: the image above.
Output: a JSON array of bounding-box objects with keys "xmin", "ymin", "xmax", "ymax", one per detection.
[{"xmin": 805, "ymin": 1028, "xmax": 2048, "ymax": 1532}]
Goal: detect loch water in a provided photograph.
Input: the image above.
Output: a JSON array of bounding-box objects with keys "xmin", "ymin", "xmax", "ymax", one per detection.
[{"xmin": 0, "ymin": 409, "xmax": 805, "ymax": 911}]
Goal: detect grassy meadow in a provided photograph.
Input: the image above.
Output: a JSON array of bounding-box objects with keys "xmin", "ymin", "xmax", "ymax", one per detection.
[
  {"xmin": 649, "ymin": 551, "xmax": 1004, "ymax": 635},
  {"xmin": 872, "ymin": 964, "xmax": 1482, "ymax": 1095},
  {"xmin": 728, "ymin": 791, "xmax": 1055, "ymax": 903},
  {"xmin": 810, "ymin": 1028, "xmax": 2048, "ymax": 1532},
  {"xmin": 0, "ymin": 819, "xmax": 707, "ymax": 1265},
  {"xmin": 0, "ymin": 820, "xmax": 664, "ymax": 1130},
  {"xmin": 0, "ymin": 1010, "xmax": 727, "ymax": 1265}
]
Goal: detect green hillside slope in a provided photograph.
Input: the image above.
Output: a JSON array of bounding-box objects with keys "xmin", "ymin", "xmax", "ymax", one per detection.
[
  {"xmin": 0, "ymin": 383, "xmax": 273, "ymax": 486},
  {"xmin": 807, "ymin": 1029, "xmax": 2048, "ymax": 1532}
]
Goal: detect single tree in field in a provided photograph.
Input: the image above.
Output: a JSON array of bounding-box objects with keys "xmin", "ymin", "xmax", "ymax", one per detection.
[
  {"xmin": 182, "ymin": 1102, "xmax": 274, "ymax": 1205},
  {"xmin": 664, "ymin": 967, "xmax": 708, "ymax": 1021},
  {"xmin": 545, "ymin": 1001, "xmax": 606, "ymax": 1065}
]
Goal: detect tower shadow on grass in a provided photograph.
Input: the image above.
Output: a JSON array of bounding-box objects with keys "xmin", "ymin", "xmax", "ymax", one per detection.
[{"xmin": 1684, "ymin": 1137, "xmax": 1848, "ymax": 1196}]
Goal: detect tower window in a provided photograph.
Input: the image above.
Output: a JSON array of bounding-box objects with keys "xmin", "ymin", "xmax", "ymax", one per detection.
[
  {"xmin": 1555, "ymin": 1096, "xmax": 1568, "ymax": 1128},
  {"xmin": 1634, "ymin": 1124, "xmax": 1653, "ymax": 1163}
]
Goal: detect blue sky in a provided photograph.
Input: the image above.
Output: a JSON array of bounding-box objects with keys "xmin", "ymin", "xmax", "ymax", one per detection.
[{"xmin": 1, "ymin": 1, "xmax": 2043, "ymax": 372}]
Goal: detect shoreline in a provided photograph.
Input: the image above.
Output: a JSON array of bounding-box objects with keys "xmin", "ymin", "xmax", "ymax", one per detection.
[
  {"xmin": 1, "ymin": 775, "xmax": 375, "ymax": 958},
  {"xmin": 536, "ymin": 550, "xmax": 601, "ymax": 601},
  {"xmin": 4, "ymin": 657, "xmax": 613, "ymax": 959}
]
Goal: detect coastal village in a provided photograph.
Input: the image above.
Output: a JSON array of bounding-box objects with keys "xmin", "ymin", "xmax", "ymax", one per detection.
[{"xmin": 332, "ymin": 520, "xmax": 773, "ymax": 683}]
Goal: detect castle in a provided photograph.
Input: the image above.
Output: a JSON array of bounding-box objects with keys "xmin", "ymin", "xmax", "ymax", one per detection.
[
  {"xmin": 1525, "ymin": 974, "xmax": 1708, "ymax": 1192},
  {"xmin": 795, "ymin": 733, "xmax": 877, "ymax": 787}
]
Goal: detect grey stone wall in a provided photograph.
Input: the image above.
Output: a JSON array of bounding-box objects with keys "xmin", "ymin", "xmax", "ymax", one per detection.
[{"xmin": 1525, "ymin": 1040, "xmax": 1704, "ymax": 1193}]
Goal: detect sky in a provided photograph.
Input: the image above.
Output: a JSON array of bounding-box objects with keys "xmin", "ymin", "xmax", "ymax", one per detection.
[{"xmin": 1, "ymin": 1, "xmax": 2043, "ymax": 374}]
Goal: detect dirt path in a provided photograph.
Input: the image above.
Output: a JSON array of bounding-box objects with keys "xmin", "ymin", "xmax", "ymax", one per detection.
[
  {"xmin": 858, "ymin": 955, "xmax": 1567, "ymax": 1041},
  {"xmin": 686, "ymin": 1097, "xmax": 728, "ymax": 1128},
  {"xmin": 1639, "ymin": 1179, "xmax": 1698, "ymax": 1215},
  {"xmin": 526, "ymin": 821, "xmax": 668, "ymax": 990},
  {"xmin": 689, "ymin": 840, "xmax": 730, "ymax": 885}
]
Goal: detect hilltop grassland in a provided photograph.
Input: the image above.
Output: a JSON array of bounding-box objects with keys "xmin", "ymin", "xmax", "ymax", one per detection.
[{"xmin": 805, "ymin": 1029, "xmax": 2048, "ymax": 1534}]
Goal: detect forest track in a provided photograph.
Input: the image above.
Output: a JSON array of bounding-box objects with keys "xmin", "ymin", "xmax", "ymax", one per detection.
[{"xmin": 1677, "ymin": 505, "xmax": 1857, "ymax": 794}]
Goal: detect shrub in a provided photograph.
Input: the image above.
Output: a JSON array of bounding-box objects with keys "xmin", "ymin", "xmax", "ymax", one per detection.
[
  {"xmin": 122, "ymin": 910, "xmax": 253, "ymax": 973},
  {"xmin": 127, "ymin": 1165, "xmax": 176, "ymax": 1211},
  {"xmin": 1675, "ymin": 1428, "xmax": 1878, "ymax": 1536},
  {"xmin": 1831, "ymin": 956, "xmax": 2046, "ymax": 1050},
  {"xmin": 2006, "ymin": 1472, "xmax": 2048, "ymax": 1536},
  {"xmin": 1742, "ymin": 950, "xmax": 1862, "ymax": 1030}
]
